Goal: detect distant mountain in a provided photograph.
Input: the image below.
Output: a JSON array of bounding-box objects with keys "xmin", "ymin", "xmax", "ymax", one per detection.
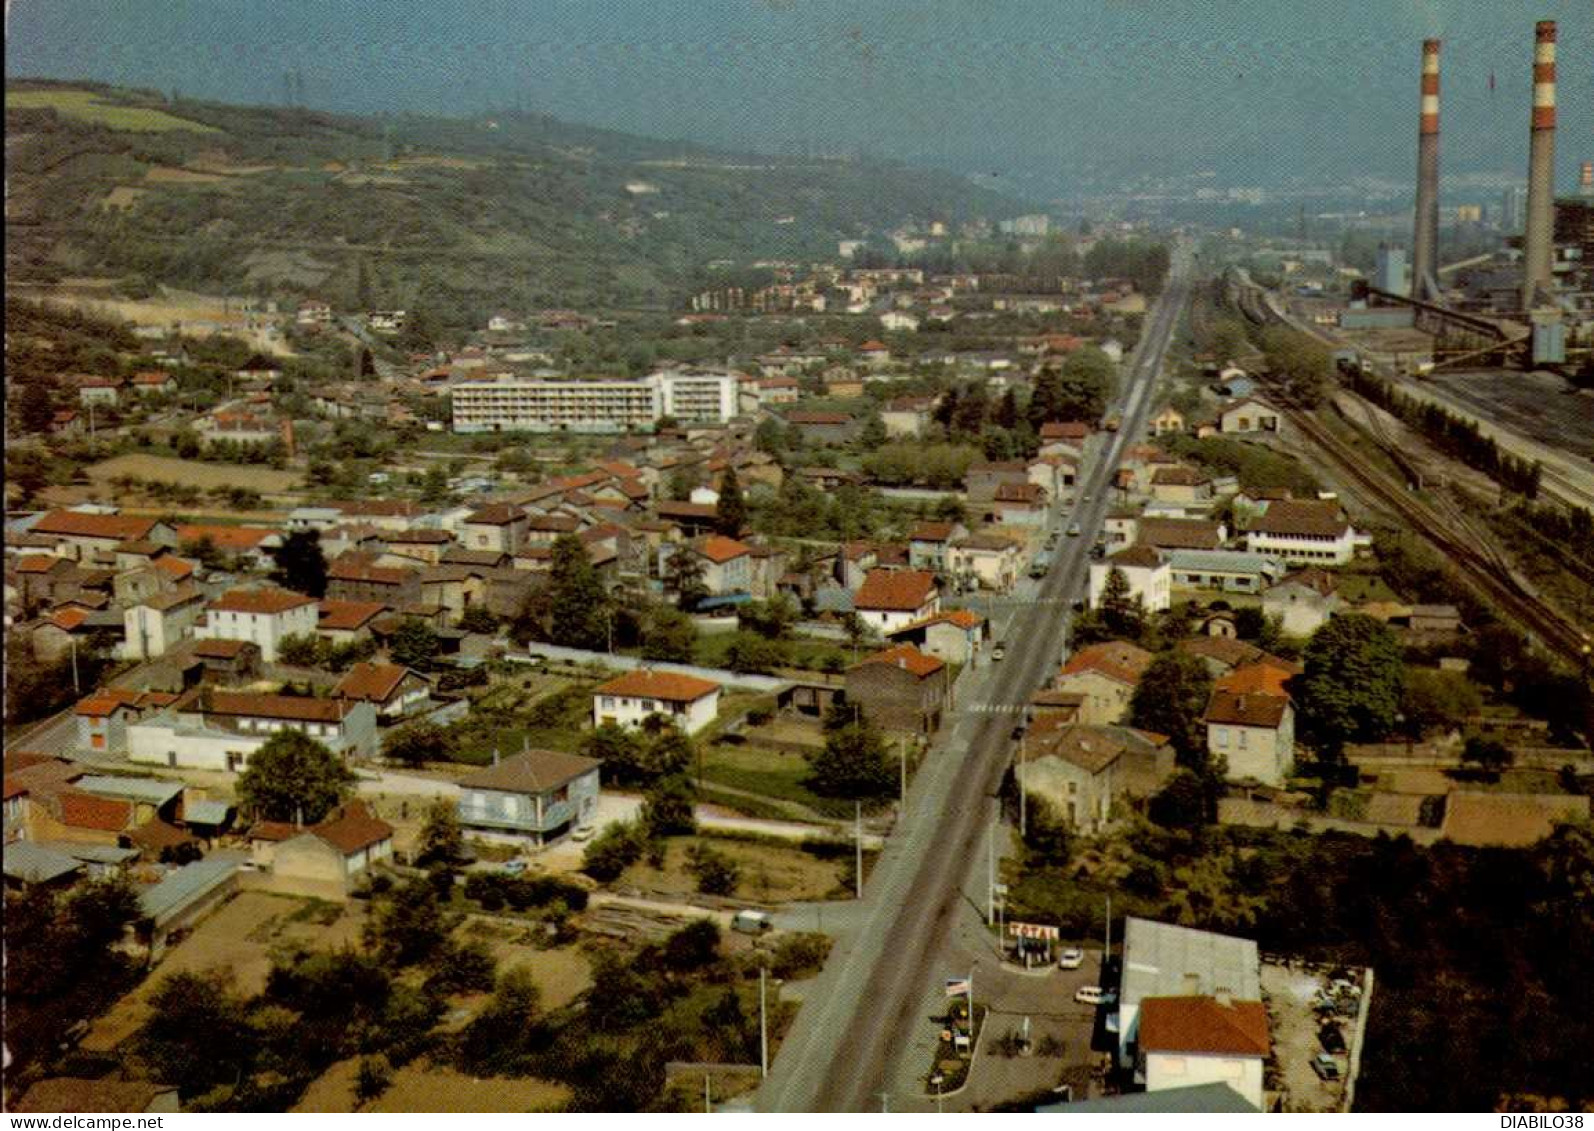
[{"xmin": 5, "ymin": 80, "xmax": 1029, "ymax": 323}]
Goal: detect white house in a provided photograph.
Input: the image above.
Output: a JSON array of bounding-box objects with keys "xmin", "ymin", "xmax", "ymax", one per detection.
[
  {"xmin": 681, "ymin": 535, "xmax": 753, "ymax": 596},
  {"xmin": 249, "ymin": 800, "xmax": 394, "ymax": 897},
  {"xmin": 1204, "ymin": 662, "xmax": 1297, "ymax": 785},
  {"xmin": 122, "ymin": 586, "xmax": 205, "ymax": 660},
  {"xmin": 202, "ymin": 588, "xmax": 318, "ymax": 662},
  {"xmin": 947, "ymin": 534, "xmax": 1024, "ymax": 593},
  {"xmin": 592, "ymin": 669, "xmax": 722, "ymax": 735},
  {"xmin": 1244, "ymin": 499, "xmax": 1362, "ymax": 566},
  {"xmin": 1218, "ymin": 397, "xmax": 1281, "ymax": 434},
  {"xmin": 880, "ymin": 310, "xmax": 920, "ymax": 333},
  {"xmin": 456, "ymin": 748, "xmax": 602, "ymax": 845},
  {"xmin": 853, "ymin": 568, "xmax": 940, "ymax": 635},
  {"xmin": 1088, "ymin": 545, "xmax": 1171, "ymax": 613},
  {"xmin": 1138, "ymin": 996, "xmax": 1270, "ymax": 1111},
  {"xmin": 1262, "ymin": 567, "xmax": 1344, "ymax": 636},
  {"xmin": 128, "ymin": 691, "xmax": 378, "ymax": 771}
]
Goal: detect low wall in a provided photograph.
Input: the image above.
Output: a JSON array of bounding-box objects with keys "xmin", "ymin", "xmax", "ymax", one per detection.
[{"xmin": 1218, "ymin": 797, "xmax": 1442, "ymax": 845}]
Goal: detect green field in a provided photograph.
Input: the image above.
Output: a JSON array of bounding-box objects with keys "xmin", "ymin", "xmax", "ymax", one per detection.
[
  {"xmin": 8, "ymin": 89, "xmax": 221, "ymax": 133},
  {"xmin": 701, "ymin": 741, "xmax": 883, "ymax": 820}
]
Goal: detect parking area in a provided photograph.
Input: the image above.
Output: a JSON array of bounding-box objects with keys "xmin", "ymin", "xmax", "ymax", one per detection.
[
  {"xmin": 1261, "ymin": 960, "xmax": 1360, "ymax": 1112},
  {"xmin": 952, "ymin": 947, "xmax": 1112, "ymax": 1110}
]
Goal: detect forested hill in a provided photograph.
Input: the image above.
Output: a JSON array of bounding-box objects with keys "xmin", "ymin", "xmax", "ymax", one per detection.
[{"xmin": 4, "ymin": 80, "xmax": 1026, "ymax": 324}]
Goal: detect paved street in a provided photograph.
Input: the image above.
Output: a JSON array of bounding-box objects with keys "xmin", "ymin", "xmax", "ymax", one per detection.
[{"xmin": 755, "ymin": 248, "xmax": 1194, "ymax": 1112}]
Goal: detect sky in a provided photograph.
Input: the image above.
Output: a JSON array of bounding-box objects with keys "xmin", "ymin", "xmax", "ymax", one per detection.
[{"xmin": 6, "ymin": 0, "xmax": 1591, "ymax": 198}]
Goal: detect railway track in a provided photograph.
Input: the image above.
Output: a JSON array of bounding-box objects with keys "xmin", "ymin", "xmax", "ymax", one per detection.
[{"xmin": 1229, "ymin": 273, "xmax": 1591, "ymax": 666}]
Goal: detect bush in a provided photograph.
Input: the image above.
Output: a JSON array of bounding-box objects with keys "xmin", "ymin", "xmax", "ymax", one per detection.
[
  {"xmin": 685, "ymin": 844, "xmax": 740, "ymax": 896},
  {"xmin": 771, "ymin": 932, "xmax": 832, "ymax": 980},
  {"xmin": 581, "ymin": 822, "xmax": 646, "ymax": 882}
]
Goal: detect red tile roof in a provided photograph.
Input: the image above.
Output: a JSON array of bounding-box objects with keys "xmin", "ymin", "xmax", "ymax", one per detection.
[
  {"xmin": 33, "ymin": 511, "xmax": 160, "ymax": 542},
  {"xmin": 1139, "ymin": 996, "xmax": 1271, "ymax": 1057},
  {"xmin": 210, "ymin": 587, "xmax": 316, "ymax": 615},
  {"xmin": 465, "ymin": 504, "xmax": 525, "ymax": 526},
  {"xmin": 693, "ymin": 535, "xmax": 752, "ymax": 564},
  {"xmin": 59, "ymin": 791, "xmax": 134, "ymax": 832},
  {"xmin": 1039, "ymin": 421, "xmax": 1092, "ymax": 440},
  {"xmin": 205, "ymin": 691, "xmax": 352, "ymax": 724},
  {"xmin": 909, "ymin": 522, "xmax": 958, "ymax": 543},
  {"xmin": 175, "ymin": 524, "xmax": 276, "ymax": 551},
  {"xmin": 15, "ymin": 555, "xmax": 66, "ymax": 575},
  {"xmin": 152, "ymin": 556, "xmax": 196, "ymax": 581},
  {"xmin": 1252, "ymin": 500, "xmax": 1350, "ymax": 539},
  {"xmin": 46, "ymin": 608, "xmax": 90, "ymax": 632},
  {"xmin": 854, "ymin": 568, "xmax": 938, "ymax": 612},
  {"xmin": 1205, "ymin": 690, "xmax": 1290, "ymax": 728},
  {"xmin": 192, "ymin": 638, "xmax": 253, "ymax": 660},
  {"xmin": 318, "ymin": 599, "xmax": 389, "ymax": 631},
  {"xmin": 1215, "ymin": 661, "xmax": 1297, "ymax": 698},
  {"xmin": 334, "ymin": 662, "xmax": 414, "ymax": 703},
  {"xmin": 851, "ymin": 643, "xmax": 945, "ymax": 679},
  {"xmin": 1059, "ymin": 640, "xmax": 1154, "ymax": 687},
  {"xmin": 595, "ymin": 669, "xmax": 721, "ymax": 703},
  {"xmin": 311, "ymin": 800, "xmax": 393, "ymax": 855}
]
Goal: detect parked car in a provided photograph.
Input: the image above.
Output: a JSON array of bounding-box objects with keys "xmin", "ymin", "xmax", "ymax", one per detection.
[
  {"xmin": 732, "ymin": 909, "xmax": 773, "ymax": 934},
  {"xmin": 992, "ymin": 643, "xmax": 1006, "ymax": 661},
  {"xmin": 1318, "ymin": 1024, "xmax": 1347, "ymax": 1055},
  {"xmin": 1057, "ymin": 948, "xmax": 1085, "ymax": 970},
  {"xmin": 501, "ymin": 859, "xmax": 528, "ymax": 876},
  {"xmin": 1311, "ymin": 1054, "xmax": 1342, "ymax": 1082},
  {"xmin": 571, "ymin": 826, "xmax": 596, "ymax": 843},
  {"xmin": 1074, "ymin": 985, "xmax": 1114, "ymax": 1006},
  {"xmin": 1067, "ymin": 523, "xmax": 1081, "ymax": 536}
]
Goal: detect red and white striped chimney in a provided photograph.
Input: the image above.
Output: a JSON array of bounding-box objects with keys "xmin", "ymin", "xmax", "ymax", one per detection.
[
  {"xmin": 1522, "ymin": 20, "xmax": 1557, "ymax": 310},
  {"xmin": 1411, "ymin": 38, "xmax": 1441, "ymax": 300},
  {"xmin": 1580, "ymin": 161, "xmax": 1593, "ymax": 198}
]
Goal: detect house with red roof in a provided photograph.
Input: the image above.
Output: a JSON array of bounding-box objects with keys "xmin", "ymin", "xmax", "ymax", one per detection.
[
  {"xmin": 32, "ymin": 510, "xmax": 178, "ymax": 565},
  {"xmin": 1053, "ymin": 640, "xmax": 1155, "ymax": 725},
  {"xmin": 948, "ymin": 533, "xmax": 1025, "ymax": 592},
  {"xmin": 202, "ymin": 587, "xmax": 318, "ymax": 662},
  {"xmin": 1205, "ymin": 663, "xmax": 1296, "ymax": 786},
  {"xmin": 1088, "ymin": 544, "xmax": 1172, "ymax": 613},
  {"xmin": 333, "ymin": 662, "xmax": 433, "ymax": 721},
  {"xmin": 1137, "ymin": 996, "xmax": 1270, "ymax": 1110},
  {"xmin": 248, "ymin": 800, "xmax": 393, "ymax": 898},
  {"xmin": 677, "ymin": 534, "xmax": 753, "ymax": 596},
  {"xmin": 853, "ymin": 568, "xmax": 940, "ymax": 635},
  {"xmin": 461, "ymin": 503, "xmax": 530, "ymax": 554},
  {"xmin": 907, "ymin": 521, "xmax": 968, "ymax": 572},
  {"xmin": 845, "ymin": 643, "xmax": 950, "ymax": 734},
  {"xmin": 592, "ymin": 669, "xmax": 723, "ymax": 735},
  {"xmin": 885, "ymin": 608, "xmax": 988, "ymax": 665}
]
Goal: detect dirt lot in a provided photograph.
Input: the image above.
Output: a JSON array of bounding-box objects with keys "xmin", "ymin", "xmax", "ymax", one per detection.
[
  {"xmin": 294, "ymin": 1058, "xmax": 569, "ymax": 1113},
  {"xmin": 456, "ymin": 919, "xmax": 594, "ymax": 1011},
  {"xmin": 619, "ymin": 833, "xmax": 851, "ymax": 903},
  {"xmin": 1262, "ymin": 961, "xmax": 1356, "ymax": 1113},
  {"xmin": 9, "ymin": 283, "xmax": 294, "ymax": 356},
  {"xmin": 87, "ymin": 453, "xmax": 303, "ymax": 495},
  {"xmin": 82, "ymin": 891, "xmax": 363, "ymax": 1054}
]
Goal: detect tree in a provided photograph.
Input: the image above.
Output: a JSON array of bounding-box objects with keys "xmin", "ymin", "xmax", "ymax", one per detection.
[
  {"xmin": 686, "ymin": 843, "xmax": 740, "ymax": 895},
  {"xmin": 235, "ymin": 731, "xmax": 354, "ymax": 823},
  {"xmin": 754, "ymin": 416, "xmax": 787, "ymax": 455},
  {"xmin": 859, "ymin": 412, "xmax": 888, "ymax": 450},
  {"xmin": 641, "ymin": 604, "xmax": 697, "ymax": 662},
  {"xmin": 806, "ymin": 721, "xmax": 895, "ymax": 801},
  {"xmin": 1020, "ymin": 794, "xmax": 1072, "ymax": 866},
  {"xmin": 724, "ymin": 631, "xmax": 786, "ymax": 674},
  {"xmin": 739, "ymin": 597, "xmax": 795, "ymax": 640},
  {"xmin": 1148, "ymin": 767, "xmax": 1216, "ymax": 829},
  {"xmin": 1295, "ymin": 613, "xmax": 1405, "ymax": 760},
  {"xmin": 415, "ymin": 799, "xmax": 464, "ymax": 867},
  {"xmin": 714, "ymin": 465, "xmax": 747, "ymax": 537},
  {"xmin": 277, "ymin": 631, "xmax": 328, "ymax": 668},
  {"xmin": 546, "ymin": 533, "xmax": 610, "ymax": 648},
  {"xmin": 582, "ymin": 723, "xmax": 648, "ymax": 785},
  {"xmin": 581, "ymin": 821, "xmax": 646, "ymax": 881},
  {"xmin": 1099, "ymin": 566, "xmax": 1145, "ymax": 640},
  {"xmin": 642, "ymin": 775, "xmax": 698, "ymax": 837},
  {"xmin": 1401, "ymin": 669, "xmax": 1483, "ymax": 737},
  {"xmin": 661, "ymin": 918, "xmax": 722, "ymax": 972},
  {"xmin": 389, "ymin": 618, "xmax": 441, "ymax": 670},
  {"xmin": 1461, "ymin": 736, "xmax": 1514, "ymax": 778},
  {"xmin": 16, "ymin": 379, "xmax": 56, "ymax": 434},
  {"xmin": 1261, "ymin": 326, "xmax": 1332, "ymax": 407},
  {"xmin": 133, "ymin": 970, "xmax": 256, "ymax": 1098},
  {"xmin": 364, "ymin": 878, "xmax": 456, "ymax": 966},
  {"xmin": 458, "ymin": 967, "xmax": 542, "ymax": 1077},
  {"xmin": 267, "ymin": 529, "xmax": 328, "ymax": 598},
  {"xmin": 1130, "ymin": 651, "xmax": 1215, "ymax": 769},
  {"xmin": 382, "ymin": 719, "xmax": 453, "ymax": 767},
  {"xmin": 663, "ymin": 545, "xmax": 709, "ymax": 611}
]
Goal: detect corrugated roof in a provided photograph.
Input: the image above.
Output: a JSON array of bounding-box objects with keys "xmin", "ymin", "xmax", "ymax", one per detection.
[
  {"xmin": 1166, "ymin": 549, "xmax": 1282, "ymax": 575},
  {"xmin": 1122, "ymin": 917, "xmax": 1260, "ymax": 1015},
  {"xmin": 4, "ymin": 842, "xmax": 84, "ymax": 884},
  {"xmin": 138, "ymin": 852, "xmax": 243, "ymax": 923},
  {"xmin": 77, "ymin": 775, "xmax": 184, "ymax": 806}
]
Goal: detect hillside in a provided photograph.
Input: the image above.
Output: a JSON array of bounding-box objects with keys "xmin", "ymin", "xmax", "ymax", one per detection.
[{"xmin": 4, "ymin": 80, "xmax": 1027, "ymax": 325}]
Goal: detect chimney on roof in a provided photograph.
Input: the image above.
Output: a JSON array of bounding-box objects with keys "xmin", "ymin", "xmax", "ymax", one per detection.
[
  {"xmin": 1522, "ymin": 20, "xmax": 1558, "ymax": 310},
  {"xmin": 294, "ymin": 804, "xmax": 304, "ymax": 830},
  {"xmin": 1411, "ymin": 39, "xmax": 1441, "ymax": 301},
  {"xmin": 492, "ymin": 748, "xmax": 500, "ymax": 766},
  {"xmin": 1215, "ymin": 990, "xmax": 1233, "ymax": 1008}
]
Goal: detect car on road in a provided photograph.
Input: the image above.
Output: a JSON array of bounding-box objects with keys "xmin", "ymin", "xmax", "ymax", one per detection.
[
  {"xmin": 1011, "ymin": 724, "xmax": 1026, "ymax": 742},
  {"xmin": 1311, "ymin": 1054, "xmax": 1343, "ymax": 1082},
  {"xmin": 1081, "ymin": 494, "xmax": 1091, "ymax": 503},
  {"xmin": 571, "ymin": 825, "xmax": 596, "ymax": 843},
  {"xmin": 1067, "ymin": 523, "xmax": 1081, "ymax": 536},
  {"xmin": 1074, "ymin": 985, "xmax": 1115, "ymax": 1006},
  {"xmin": 1057, "ymin": 948, "xmax": 1085, "ymax": 970},
  {"xmin": 501, "ymin": 859, "xmax": 529, "ymax": 876},
  {"xmin": 732, "ymin": 909, "xmax": 773, "ymax": 934},
  {"xmin": 992, "ymin": 643, "xmax": 1006, "ymax": 661}
]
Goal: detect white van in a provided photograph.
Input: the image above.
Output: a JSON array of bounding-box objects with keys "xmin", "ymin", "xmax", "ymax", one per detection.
[{"xmin": 731, "ymin": 909, "xmax": 773, "ymax": 935}]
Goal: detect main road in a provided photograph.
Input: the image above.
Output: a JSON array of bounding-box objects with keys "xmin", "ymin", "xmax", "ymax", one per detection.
[{"xmin": 755, "ymin": 246, "xmax": 1195, "ymax": 1112}]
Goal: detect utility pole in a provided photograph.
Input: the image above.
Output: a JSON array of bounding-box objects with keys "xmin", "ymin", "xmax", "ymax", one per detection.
[
  {"xmin": 1104, "ymin": 894, "xmax": 1113, "ymax": 961},
  {"xmin": 1019, "ymin": 732, "xmax": 1027, "ymax": 838},
  {"xmin": 704, "ymin": 1074, "xmax": 711, "ymax": 1113},
  {"xmin": 898, "ymin": 737, "xmax": 907, "ymax": 810},
  {"xmin": 69, "ymin": 635, "xmax": 81, "ymax": 695},
  {"xmin": 986, "ymin": 816, "xmax": 996, "ymax": 926},
  {"xmin": 759, "ymin": 965, "xmax": 769, "ymax": 1077},
  {"xmin": 854, "ymin": 801, "xmax": 864, "ymax": 898}
]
